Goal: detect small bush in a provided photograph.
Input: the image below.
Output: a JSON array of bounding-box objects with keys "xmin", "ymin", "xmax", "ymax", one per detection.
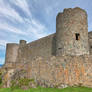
[
  {"xmin": 11, "ymin": 78, "xmax": 35, "ymax": 90},
  {"xmin": 11, "ymin": 80, "xmax": 19, "ymax": 90},
  {"xmin": 19, "ymin": 78, "xmax": 33, "ymax": 87},
  {"xmin": 0, "ymin": 72, "xmax": 2, "ymax": 85},
  {"xmin": 0, "ymin": 77, "xmax": 2, "ymax": 85}
]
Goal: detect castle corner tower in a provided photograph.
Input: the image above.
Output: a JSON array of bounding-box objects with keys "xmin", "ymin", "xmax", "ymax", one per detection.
[{"xmin": 56, "ymin": 7, "xmax": 89, "ymax": 56}]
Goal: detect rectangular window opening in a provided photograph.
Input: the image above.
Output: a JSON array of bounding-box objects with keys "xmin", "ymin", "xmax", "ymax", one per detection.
[
  {"xmin": 58, "ymin": 48, "xmax": 62, "ymax": 50},
  {"xmin": 90, "ymin": 46, "xmax": 92, "ymax": 49},
  {"xmin": 75, "ymin": 33, "xmax": 80, "ymax": 40}
]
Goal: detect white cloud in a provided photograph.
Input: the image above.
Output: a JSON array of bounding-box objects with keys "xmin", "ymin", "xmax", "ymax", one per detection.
[
  {"xmin": 24, "ymin": 18, "xmax": 48, "ymax": 39},
  {"xmin": 0, "ymin": 0, "xmax": 47, "ymax": 38},
  {"xmin": 0, "ymin": 22, "xmax": 27, "ymax": 35},
  {"xmin": 10, "ymin": 0, "xmax": 32, "ymax": 17},
  {"xmin": 0, "ymin": 40, "xmax": 7, "ymax": 46},
  {"xmin": 27, "ymin": 26, "xmax": 47, "ymax": 39},
  {"xmin": 0, "ymin": 0, "xmax": 24, "ymax": 23}
]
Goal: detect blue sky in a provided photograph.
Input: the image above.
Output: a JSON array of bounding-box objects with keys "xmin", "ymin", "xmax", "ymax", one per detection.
[{"xmin": 0, "ymin": 0, "xmax": 92, "ymax": 64}]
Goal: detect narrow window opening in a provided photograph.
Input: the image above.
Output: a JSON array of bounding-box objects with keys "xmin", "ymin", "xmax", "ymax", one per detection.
[
  {"xmin": 90, "ymin": 46, "xmax": 92, "ymax": 49},
  {"xmin": 75, "ymin": 33, "xmax": 80, "ymax": 40},
  {"xmin": 58, "ymin": 48, "xmax": 62, "ymax": 50}
]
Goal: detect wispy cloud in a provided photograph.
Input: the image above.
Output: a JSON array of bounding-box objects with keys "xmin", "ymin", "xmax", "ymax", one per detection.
[
  {"xmin": 0, "ymin": 0, "xmax": 48, "ymax": 39},
  {"xmin": 0, "ymin": 0, "xmax": 24, "ymax": 23},
  {"xmin": 22, "ymin": 20, "xmax": 48, "ymax": 39},
  {"xmin": 25, "ymin": 18, "xmax": 48, "ymax": 39},
  {"xmin": 10, "ymin": 0, "xmax": 32, "ymax": 17},
  {"xmin": 0, "ymin": 40, "xmax": 7, "ymax": 46},
  {"xmin": 0, "ymin": 0, "xmax": 49, "ymax": 65},
  {"xmin": 9, "ymin": 0, "xmax": 48, "ymax": 38},
  {"xmin": 0, "ymin": 22, "xmax": 27, "ymax": 35}
]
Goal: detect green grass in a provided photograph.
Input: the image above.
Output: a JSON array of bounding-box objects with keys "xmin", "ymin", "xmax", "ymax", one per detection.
[{"xmin": 0, "ymin": 87, "xmax": 92, "ymax": 92}]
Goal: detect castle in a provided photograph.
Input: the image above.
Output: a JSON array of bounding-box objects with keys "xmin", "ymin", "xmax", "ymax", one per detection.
[
  {"xmin": 5, "ymin": 7, "xmax": 90, "ymax": 64},
  {"xmin": 3, "ymin": 7, "xmax": 92, "ymax": 88}
]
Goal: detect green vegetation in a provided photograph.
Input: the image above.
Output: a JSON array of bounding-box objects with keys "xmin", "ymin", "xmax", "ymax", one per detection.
[
  {"xmin": 0, "ymin": 87, "xmax": 92, "ymax": 92},
  {"xmin": 11, "ymin": 78, "xmax": 35, "ymax": 90},
  {"xmin": 0, "ymin": 75, "xmax": 2, "ymax": 85},
  {"xmin": 19, "ymin": 78, "xmax": 34, "ymax": 86},
  {"xmin": 0, "ymin": 70, "xmax": 3, "ymax": 88}
]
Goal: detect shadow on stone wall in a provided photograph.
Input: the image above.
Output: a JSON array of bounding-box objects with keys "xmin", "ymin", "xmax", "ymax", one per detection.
[{"xmin": 51, "ymin": 35, "xmax": 56, "ymax": 56}]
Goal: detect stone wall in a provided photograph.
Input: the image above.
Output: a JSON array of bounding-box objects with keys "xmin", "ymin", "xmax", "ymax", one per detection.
[
  {"xmin": 5, "ymin": 30, "xmax": 92, "ymax": 64},
  {"xmin": 26, "ymin": 55, "xmax": 92, "ymax": 87},
  {"xmin": 5, "ymin": 43, "xmax": 19, "ymax": 64},
  {"xmin": 3, "ymin": 7, "xmax": 92, "ymax": 88},
  {"xmin": 56, "ymin": 7, "xmax": 89, "ymax": 56},
  {"xmin": 17, "ymin": 34, "xmax": 56, "ymax": 63},
  {"xmin": 4, "ymin": 55, "xmax": 92, "ymax": 88},
  {"xmin": 88, "ymin": 31, "xmax": 92, "ymax": 54}
]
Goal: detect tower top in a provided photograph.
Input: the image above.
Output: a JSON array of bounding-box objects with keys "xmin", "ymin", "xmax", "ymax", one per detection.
[{"xmin": 19, "ymin": 40, "xmax": 27, "ymax": 46}]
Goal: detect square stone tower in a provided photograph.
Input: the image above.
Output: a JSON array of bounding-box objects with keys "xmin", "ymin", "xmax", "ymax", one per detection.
[{"xmin": 56, "ymin": 7, "xmax": 89, "ymax": 56}]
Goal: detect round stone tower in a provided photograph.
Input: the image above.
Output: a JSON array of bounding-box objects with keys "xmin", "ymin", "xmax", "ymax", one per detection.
[
  {"xmin": 56, "ymin": 7, "xmax": 89, "ymax": 56},
  {"xmin": 5, "ymin": 43, "xmax": 19, "ymax": 64}
]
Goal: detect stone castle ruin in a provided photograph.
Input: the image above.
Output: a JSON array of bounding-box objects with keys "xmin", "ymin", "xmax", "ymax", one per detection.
[{"xmin": 2, "ymin": 7, "xmax": 92, "ymax": 88}]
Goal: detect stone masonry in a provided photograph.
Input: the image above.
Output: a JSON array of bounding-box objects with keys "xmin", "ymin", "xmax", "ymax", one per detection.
[{"xmin": 2, "ymin": 7, "xmax": 92, "ymax": 88}]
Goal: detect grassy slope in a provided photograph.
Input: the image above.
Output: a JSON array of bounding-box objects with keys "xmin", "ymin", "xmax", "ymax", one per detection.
[{"xmin": 0, "ymin": 87, "xmax": 92, "ymax": 92}]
